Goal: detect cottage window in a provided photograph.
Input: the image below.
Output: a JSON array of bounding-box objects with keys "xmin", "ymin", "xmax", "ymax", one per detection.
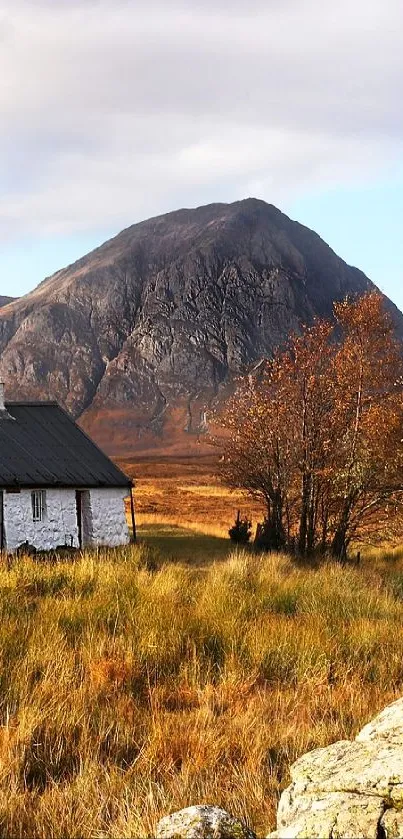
[{"xmin": 31, "ymin": 490, "xmax": 46, "ymax": 522}]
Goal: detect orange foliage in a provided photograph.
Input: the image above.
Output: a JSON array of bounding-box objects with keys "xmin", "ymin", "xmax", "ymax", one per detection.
[{"xmin": 217, "ymin": 293, "xmax": 403, "ymax": 558}]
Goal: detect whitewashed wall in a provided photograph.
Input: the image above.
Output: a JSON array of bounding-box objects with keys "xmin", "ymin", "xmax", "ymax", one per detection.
[
  {"xmin": 3, "ymin": 488, "xmax": 79, "ymax": 551},
  {"xmin": 90, "ymin": 488, "xmax": 130, "ymax": 546},
  {"xmin": 3, "ymin": 487, "xmax": 130, "ymax": 551}
]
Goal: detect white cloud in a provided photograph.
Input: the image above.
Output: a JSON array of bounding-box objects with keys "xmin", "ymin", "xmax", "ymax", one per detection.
[{"xmin": 0, "ymin": 0, "xmax": 402, "ymax": 238}]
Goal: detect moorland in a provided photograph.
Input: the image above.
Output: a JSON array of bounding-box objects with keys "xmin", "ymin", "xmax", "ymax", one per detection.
[
  {"xmin": 1, "ymin": 457, "xmax": 403, "ymax": 837},
  {"xmin": 120, "ymin": 456, "xmax": 265, "ymax": 541}
]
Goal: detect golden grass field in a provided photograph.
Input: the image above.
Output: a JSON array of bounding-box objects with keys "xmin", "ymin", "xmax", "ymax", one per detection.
[
  {"xmin": 1, "ymin": 459, "xmax": 403, "ymax": 837},
  {"xmin": 1, "ymin": 542, "xmax": 403, "ymax": 837},
  {"xmin": 120, "ymin": 456, "xmax": 266, "ymax": 539}
]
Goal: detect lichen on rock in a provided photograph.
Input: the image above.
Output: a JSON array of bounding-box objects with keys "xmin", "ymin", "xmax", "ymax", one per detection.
[{"xmin": 156, "ymin": 805, "xmax": 256, "ymax": 839}]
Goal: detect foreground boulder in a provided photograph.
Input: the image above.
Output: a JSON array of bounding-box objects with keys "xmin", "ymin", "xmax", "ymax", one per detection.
[
  {"xmin": 274, "ymin": 696, "xmax": 403, "ymax": 838},
  {"xmin": 156, "ymin": 805, "xmax": 256, "ymax": 839}
]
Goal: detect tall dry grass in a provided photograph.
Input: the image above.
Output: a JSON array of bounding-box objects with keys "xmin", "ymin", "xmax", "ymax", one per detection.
[{"xmin": 0, "ymin": 545, "xmax": 401, "ymax": 836}]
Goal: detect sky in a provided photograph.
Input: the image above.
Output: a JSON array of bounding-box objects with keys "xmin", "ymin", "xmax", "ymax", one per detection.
[{"xmin": 1, "ymin": 0, "xmax": 402, "ymax": 310}]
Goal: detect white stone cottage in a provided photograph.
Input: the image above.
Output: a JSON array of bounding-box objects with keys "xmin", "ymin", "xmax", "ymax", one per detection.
[{"xmin": 0, "ymin": 391, "xmax": 133, "ymax": 552}]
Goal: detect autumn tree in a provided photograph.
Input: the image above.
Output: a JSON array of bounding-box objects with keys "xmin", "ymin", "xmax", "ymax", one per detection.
[
  {"xmin": 216, "ymin": 292, "xmax": 403, "ymax": 558},
  {"xmin": 216, "ymin": 366, "xmax": 293, "ymax": 550},
  {"xmin": 281, "ymin": 321, "xmax": 335, "ymax": 556},
  {"xmin": 328, "ymin": 293, "xmax": 403, "ymax": 558},
  {"xmin": 217, "ymin": 320, "xmax": 336, "ymax": 553}
]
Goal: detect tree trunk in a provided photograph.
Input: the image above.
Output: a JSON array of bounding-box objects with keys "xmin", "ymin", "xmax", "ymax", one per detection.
[
  {"xmin": 298, "ymin": 475, "xmax": 309, "ymax": 555},
  {"xmin": 272, "ymin": 491, "xmax": 286, "ymax": 551},
  {"xmin": 320, "ymin": 511, "xmax": 329, "ymax": 555},
  {"xmin": 331, "ymin": 504, "xmax": 350, "ymax": 562},
  {"xmin": 307, "ymin": 481, "xmax": 317, "ymax": 556}
]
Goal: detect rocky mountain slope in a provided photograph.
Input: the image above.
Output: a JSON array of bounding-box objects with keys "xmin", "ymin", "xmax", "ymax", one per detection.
[
  {"xmin": 0, "ymin": 297, "xmax": 16, "ymax": 309},
  {"xmin": 0, "ymin": 199, "xmax": 401, "ymax": 455}
]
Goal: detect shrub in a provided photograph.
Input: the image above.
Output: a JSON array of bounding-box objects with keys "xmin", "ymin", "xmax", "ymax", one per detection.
[{"xmin": 228, "ymin": 511, "xmax": 252, "ymax": 544}]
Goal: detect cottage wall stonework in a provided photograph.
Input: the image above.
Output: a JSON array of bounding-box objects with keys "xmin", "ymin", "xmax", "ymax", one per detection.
[
  {"xmin": 3, "ymin": 487, "xmax": 130, "ymax": 551},
  {"xmin": 4, "ymin": 488, "xmax": 79, "ymax": 551},
  {"xmin": 89, "ymin": 488, "xmax": 130, "ymax": 547}
]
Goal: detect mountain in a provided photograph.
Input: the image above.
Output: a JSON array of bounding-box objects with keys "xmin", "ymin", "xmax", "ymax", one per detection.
[
  {"xmin": 0, "ymin": 198, "xmax": 401, "ymax": 456},
  {"xmin": 0, "ymin": 297, "xmax": 16, "ymax": 309}
]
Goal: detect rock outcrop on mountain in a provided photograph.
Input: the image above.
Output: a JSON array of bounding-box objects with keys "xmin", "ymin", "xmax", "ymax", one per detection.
[
  {"xmin": 0, "ymin": 199, "xmax": 402, "ymax": 454},
  {"xmin": 0, "ymin": 297, "xmax": 15, "ymax": 309}
]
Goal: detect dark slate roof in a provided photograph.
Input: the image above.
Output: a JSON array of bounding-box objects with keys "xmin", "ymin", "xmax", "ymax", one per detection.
[{"xmin": 0, "ymin": 402, "xmax": 132, "ymax": 489}]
